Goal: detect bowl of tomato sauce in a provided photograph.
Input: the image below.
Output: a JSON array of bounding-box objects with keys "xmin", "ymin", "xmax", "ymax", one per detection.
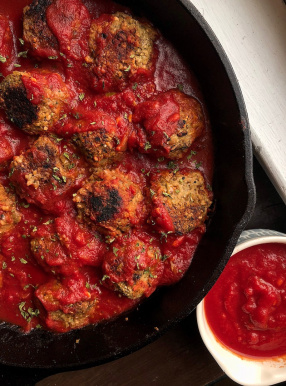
[{"xmin": 197, "ymin": 229, "xmax": 286, "ymax": 386}]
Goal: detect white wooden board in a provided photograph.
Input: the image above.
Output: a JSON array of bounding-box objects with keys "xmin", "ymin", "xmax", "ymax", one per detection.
[{"xmin": 189, "ymin": 0, "xmax": 286, "ymax": 203}]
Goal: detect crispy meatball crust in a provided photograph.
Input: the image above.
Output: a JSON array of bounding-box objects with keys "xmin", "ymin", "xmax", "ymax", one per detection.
[
  {"xmin": 102, "ymin": 231, "xmax": 163, "ymax": 299},
  {"xmin": 9, "ymin": 136, "xmax": 88, "ymax": 213},
  {"xmin": 73, "ymin": 169, "xmax": 147, "ymax": 237},
  {"xmin": 23, "ymin": 0, "xmax": 59, "ymax": 58},
  {"xmin": 89, "ymin": 12, "xmax": 158, "ymax": 91},
  {"xmin": 0, "ymin": 184, "xmax": 21, "ymax": 235},
  {"xmin": 73, "ymin": 129, "xmax": 124, "ymax": 166},
  {"xmin": 150, "ymin": 169, "xmax": 212, "ymax": 234},
  {"xmin": 0, "ymin": 71, "xmax": 69, "ymax": 134},
  {"xmin": 132, "ymin": 89, "xmax": 204, "ymax": 159}
]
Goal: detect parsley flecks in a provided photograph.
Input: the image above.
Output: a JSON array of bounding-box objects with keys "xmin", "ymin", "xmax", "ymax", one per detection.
[
  {"xmin": 162, "ymin": 192, "xmax": 172, "ymax": 198},
  {"xmin": 53, "ymin": 174, "xmax": 61, "ymax": 182},
  {"xmin": 113, "ymin": 247, "xmax": 119, "ymax": 256},
  {"xmin": 167, "ymin": 161, "xmax": 179, "ymax": 173},
  {"xmin": 187, "ymin": 150, "xmax": 197, "ymax": 160},
  {"xmin": 18, "ymin": 51, "xmax": 28, "ymax": 58},
  {"xmin": 20, "ymin": 258, "xmax": 28, "ymax": 264},
  {"xmin": 19, "ymin": 302, "xmax": 40, "ymax": 322},
  {"xmin": 124, "ymin": 65, "xmax": 131, "ymax": 72},
  {"xmin": 0, "ymin": 55, "xmax": 7, "ymax": 63},
  {"xmin": 160, "ymin": 231, "xmax": 173, "ymax": 242},
  {"xmin": 150, "ymin": 189, "xmax": 156, "ymax": 198},
  {"xmin": 78, "ymin": 93, "xmax": 85, "ymax": 101},
  {"xmin": 160, "ymin": 254, "xmax": 169, "ymax": 262},
  {"xmin": 48, "ymin": 56, "xmax": 58, "ymax": 60},
  {"xmin": 177, "ymin": 83, "xmax": 184, "ymax": 92},
  {"xmin": 144, "ymin": 142, "xmax": 152, "ymax": 151}
]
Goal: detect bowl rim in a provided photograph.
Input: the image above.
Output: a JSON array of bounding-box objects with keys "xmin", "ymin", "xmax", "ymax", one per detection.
[{"xmin": 197, "ymin": 230, "xmax": 286, "ymax": 386}]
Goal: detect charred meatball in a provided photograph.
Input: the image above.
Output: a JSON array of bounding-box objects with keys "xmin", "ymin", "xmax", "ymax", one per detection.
[
  {"xmin": 73, "ymin": 169, "xmax": 147, "ymax": 237},
  {"xmin": 150, "ymin": 169, "xmax": 212, "ymax": 234},
  {"xmin": 0, "ymin": 184, "xmax": 21, "ymax": 235},
  {"xmin": 23, "ymin": 0, "xmax": 92, "ymax": 66},
  {"xmin": 102, "ymin": 231, "xmax": 163, "ymax": 299},
  {"xmin": 89, "ymin": 12, "xmax": 158, "ymax": 91},
  {"xmin": 132, "ymin": 89, "xmax": 204, "ymax": 159},
  {"xmin": 9, "ymin": 136, "xmax": 88, "ymax": 214},
  {"xmin": 35, "ymin": 275, "xmax": 97, "ymax": 332},
  {"xmin": 73, "ymin": 129, "xmax": 125, "ymax": 166},
  {"xmin": 0, "ymin": 71, "xmax": 69, "ymax": 134},
  {"xmin": 23, "ymin": 0, "xmax": 59, "ymax": 58}
]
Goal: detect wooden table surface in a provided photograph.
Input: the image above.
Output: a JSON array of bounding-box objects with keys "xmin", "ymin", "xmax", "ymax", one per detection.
[{"xmin": 0, "ymin": 155, "xmax": 285, "ymax": 386}]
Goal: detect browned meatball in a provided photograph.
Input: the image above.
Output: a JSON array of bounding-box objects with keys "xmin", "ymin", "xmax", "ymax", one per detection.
[
  {"xmin": 35, "ymin": 276, "xmax": 97, "ymax": 332},
  {"xmin": 73, "ymin": 169, "xmax": 147, "ymax": 237},
  {"xmin": 150, "ymin": 169, "xmax": 212, "ymax": 234},
  {"xmin": 88, "ymin": 12, "xmax": 158, "ymax": 91},
  {"xmin": 132, "ymin": 89, "xmax": 204, "ymax": 159},
  {"xmin": 23, "ymin": 0, "xmax": 59, "ymax": 58},
  {"xmin": 9, "ymin": 136, "xmax": 88, "ymax": 214},
  {"xmin": 73, "ymin": 129, "xmax": 125, "ymax": 167},
  {"xmin": 102, "ymin": 230, "xmax": 163, "ymax": 299},
  {"xmin": 0, "ymin": 184, "xmax": 21, "ymax": 235},
  {"xmin": 0, "ymin": 71, "xmax": 70, "ymax": 134}
]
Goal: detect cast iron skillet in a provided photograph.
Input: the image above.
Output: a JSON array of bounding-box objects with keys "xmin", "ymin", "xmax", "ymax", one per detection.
[{"xmin": 0, "ymin": 0, "xmax": 255, "ymax": 372}]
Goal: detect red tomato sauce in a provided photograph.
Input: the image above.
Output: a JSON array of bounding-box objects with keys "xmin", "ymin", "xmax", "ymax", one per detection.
[
  {"xmin": 0, "ymin": 0, "xmax": 213, "ymax": 333},
  {"xmin": 205, "ymin": 243, "xmax": 286, "ymax": 358}
]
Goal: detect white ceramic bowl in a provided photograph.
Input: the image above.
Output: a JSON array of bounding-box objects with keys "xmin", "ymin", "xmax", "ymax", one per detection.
[{"xmin": 197, "ymin": 229, "xmax": 286, "ymax": 386}]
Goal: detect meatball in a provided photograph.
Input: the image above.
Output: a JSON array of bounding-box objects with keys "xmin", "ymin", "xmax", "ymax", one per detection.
[
  {"xmin": 23, "ymin": 0, "xmax": 59, "ymax": 58},
  {"xmin": 0, "ymin": 184, "xmax": 21, "ymax": 235},
  {"xmin": 73, "ymin": 129, "xmax": 125, "ymax": 166},
  {"xmin": 31, "ymin": 229, "xmax": 70, "ymax": 275},
  {"xmin": 89, "ymin": 12, "xmax": 158, "ymax": 91},
  {"xmin": 73, "ymin": 169, "xmax": 147, "ymax": 237},
  {"xmin": 31, "ymin": 215, "xmax": 106, "ymax": 274},
  {"xmin": 0, "ymin": 71, "xmax": 70, "ymax": 134},
  {"xmin": 35, "ymin": 275, "xmax": 97, "ymax": 332},
  {"xmin": 102, "ymin": 231, "xmax": 163, "ymax": 299},
  {"xmin": 9, "ymin": 136, "xmax": 88, "ymax": 214},
  {"xmin": 150, "ymin": 169, "xmax": 212, "ymax": 234},
  {"xmin": 132, "ymin": 89, "xmax": 204, "ymax": 159}
]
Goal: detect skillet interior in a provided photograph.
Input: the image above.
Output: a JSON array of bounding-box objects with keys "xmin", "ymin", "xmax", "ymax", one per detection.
[{"xmin": 0, "ymin": 0, "xmax": 255, "ymax": 369}]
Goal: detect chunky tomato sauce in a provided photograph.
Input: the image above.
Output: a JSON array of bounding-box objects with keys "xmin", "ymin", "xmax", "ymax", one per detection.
[
  {"xmin": 0, "ymin": 0, "xmax": 213, "ymax": 333},
  {"xmin": 205, "ymin": 243, "xmax": 286, "ymax": 358}
]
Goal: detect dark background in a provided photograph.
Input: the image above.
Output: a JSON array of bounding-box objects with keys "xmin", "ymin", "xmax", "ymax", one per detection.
[{"xmin": 0, "ymin": 155, "xmax": 285, "ymax": 385}]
